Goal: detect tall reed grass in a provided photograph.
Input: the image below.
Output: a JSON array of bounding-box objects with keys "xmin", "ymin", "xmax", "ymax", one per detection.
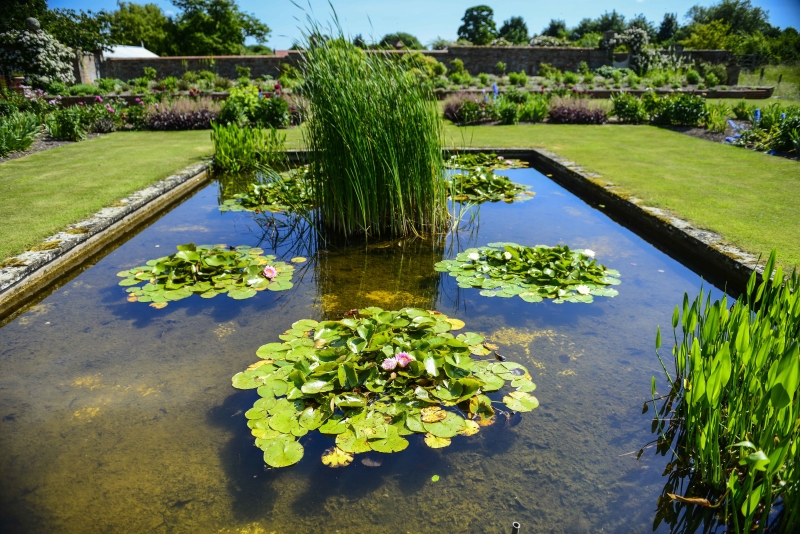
[
  {"xmin": 653, "ymin": 250, "xmax": 799, "ymax": 532},
  {"xmin": 300, "ymin": 25, "xmax": 447, "ymax": 237},
  {"xmin": 211, "ymin": 122, "xmax": 286, "ymax": 173}
]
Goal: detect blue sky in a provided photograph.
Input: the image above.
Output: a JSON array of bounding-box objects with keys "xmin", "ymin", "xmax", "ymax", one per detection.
[{"xmin": 51, "ymin": 0, "xmax": 800, "ymax": 50}]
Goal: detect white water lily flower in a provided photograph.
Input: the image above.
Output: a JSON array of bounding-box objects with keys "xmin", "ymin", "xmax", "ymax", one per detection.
[
  {"xmin": 247, "ymin": 277, "xmax": 262, "ymax": 286},
  {"xmin": 576, "ymin": 285, "xmax": 591, "ymax": 295},
  {"xmin": 468, "ymin": 252, "xmax": 480, "ymax": 261},
  {"xmin": 504, "ymin": 251, "xmax": 512, "ymax": 260},
  {"xmin": 583, "ymin": 249, "xmax": 596, "ymax": 258}
]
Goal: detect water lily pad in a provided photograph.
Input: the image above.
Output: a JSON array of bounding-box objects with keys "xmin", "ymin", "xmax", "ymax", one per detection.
[
  {"xmin": 321, "ymin": 447, "xmax": 353, "ymax": 467},
  {"xmin": 149, "ymin": 302, "xmax": 168, "ymax": 309},
  {"xmin": 431, "ymin": 474, "xmax": 440, "ymax": 482},
  {"xmin": 423, "ymin": 412, "xmax": 466, "ymax": 438},
  {"xmin": 424, "ymin": 433, "xmax": 451, "ymax": 448},
  {"xmin": 369, "ymin": 427, "xmax": 409, "ymax": 453},
  {"xmin": 503, "ymin": 391, "xmax": 540, "ymax": 412},
  {"xmin": 445, "ymin": 318, "xmax": 465, "ymax": 330},
  {"xmin": 291, "ymin": 257, "xmax": 307, "ymax": 263},
  {"xmin": 420, "ymin": 406, "xmax": 447, "ymax": 423},
  {"xmin": 232, "ymin": 372, "xmax": 257, "ymax": 390},
  {"xmin": 336, "ymin": 429, "xmax": 371, "ymax": 454},
  {"xmin": 263, "ymin": 438, "xmax": 304, "ymax": 468},
  {"xmin": 459, "ymin": 420, "xmax": 480, "ymax": 436}
]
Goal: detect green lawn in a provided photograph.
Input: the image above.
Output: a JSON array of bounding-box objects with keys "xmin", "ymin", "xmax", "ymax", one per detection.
[
  {"xmin": 287, "ymin": 123, "xmax": 800, "ymax": 267},
  {"xmin": 0, "ymin": 130, "xmax": 212, "ymax": 261}
]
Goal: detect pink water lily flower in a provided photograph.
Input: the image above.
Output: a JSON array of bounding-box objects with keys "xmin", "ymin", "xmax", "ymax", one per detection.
[
  {"xmin": 381, "ymin": 357, "xmax": 398, "ymax": 371},
  {"xmin": 395, "ymin": 352, "xmax": 414, "ymax": 368},
  {"xmin": 263, "ymin": 265, "xmax": 278, "ymax": 279}
]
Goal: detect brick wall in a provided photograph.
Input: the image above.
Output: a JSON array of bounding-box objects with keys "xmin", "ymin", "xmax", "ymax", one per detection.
[{"xmin": 98, "ymin": 47, "xmax": 731, "ymax": 82}]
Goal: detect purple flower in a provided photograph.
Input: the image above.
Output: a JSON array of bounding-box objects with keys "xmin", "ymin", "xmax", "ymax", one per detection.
[
  {"xmin": 395, "ymin": 352, "xmax": 414, "ymax": 368},
  {"xmin": 492, "ymin": 82, "xmax": 498, "ymax": 99},
  {"xmin": 754, "ymin": 109, "xmax": 761, "ymax": 122},
  {"xmin": 263, "ymin": 265, "xmax": 278, "ymax": 279},
  {"xmin": 94, "ymin": 96, "xmax": 103, "ymax": 103},
  {"xmin": 135, "ymin": 98, "xmax": 141, "ymax": 103},
  {"xmin": 78, "ymin": 102, "xmax": 84, "ymax": 106},
  {"xmin": 381, "ymin": 357, "xmax": 398, "ymax": 371}
]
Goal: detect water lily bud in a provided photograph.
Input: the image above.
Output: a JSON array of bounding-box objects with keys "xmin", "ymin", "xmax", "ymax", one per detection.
[{"xmin": 468, "ymin": 252, "xmax": 480, "ymax": 261}]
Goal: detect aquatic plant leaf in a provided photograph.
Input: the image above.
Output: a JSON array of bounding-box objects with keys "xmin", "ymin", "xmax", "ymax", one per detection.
[
  {"xmin": 232, "ymin": 372, "xmax": 257, "ymax": 390},
  {"xmin": 291, "ymin": 257, "xmax": 308, "ymax": 263},
  {"xmin": 299, "ymin": 405, "xmax": 331, "ymax": 430},
  {"xmin": 424, "ymin": 433, "xmax": 451, "ymax": 448},
  {"xmin": 405, "ymin": 414, "xmax": 425, "ymax": 433},
  {"xmin": 318, "ymin": 414, "xmax": 348, "ymax": 435},
  {"xmin": 321, "ymin": 447, "xmax": 353, "ymax": 468},
  {"xmin": 445, "ymin": 318, "xmax": 465, "ymax": 330},
  {"xmin": 336, "ymin": 429, "xmax": 371, "ymax": 454},
  {"xmin": 369, "ymin": 427, "xmax": 409, "ymax": 453},
  {"xmin": 218, "ymin": 166, "xmax": 313, "ymax": 215},
  {"xmin": 149, "ymin": 302, "xmax": 168, "ymax": 309},
  {"xmin": 459, "ymin": 420, "xmax": 480, "ymax": 436},
  {"xmin": 503, "ymin": 391, "xmax": 540, "ymax": 412},
  {"xmin": 264, "ymin": 438, "xmax": 304, "ymax": 468},
  {"xmin": 511, "ymin": 378, "xmax": 537, "ymax": 392},
  {"xmin": 420, "ymin": 406, "xmax": 447, "ymax": 423},
  {"xmin": 423, "ymin": 412, "xmax": 466, "ymax": 438},
  {"xmin": 431, "ymin": 475, "xmax": 440, "ymax": 482}
]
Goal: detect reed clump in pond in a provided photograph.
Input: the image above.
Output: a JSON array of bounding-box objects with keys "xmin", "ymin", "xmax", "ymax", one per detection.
[
  {"xmin": 651, "ymin": 250, "xmax": 799, "ymax": 532},
  {"xmin": 300, "ymin": 32, "xmax": 447, "ymax": 237}
]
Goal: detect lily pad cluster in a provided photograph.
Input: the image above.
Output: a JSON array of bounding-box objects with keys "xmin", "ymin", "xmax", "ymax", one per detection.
[
  {"xmin": 444, "ymin": 153, "xmax": 528, "ymax": 172},
  {"xmin": 219, "ymin": 167, "xmax": 313, "ymax": 214},
  {"xmin": 231, "ymin": 307, "xmax": 538, "ymax": 468},
  {"xmin": 434, "ymin": 242, "xmax": 621, "ymax": 304},
  {"xmin": 444, "ymin": 153, "xmax": 532, "ymax": 204},
  {"xmin": 117, "ymin": 244, "xmax": 296, "ymax": 308},
  {"xmin": 446, "ymin": 169, "xmax": 534, "ymax": 204}
]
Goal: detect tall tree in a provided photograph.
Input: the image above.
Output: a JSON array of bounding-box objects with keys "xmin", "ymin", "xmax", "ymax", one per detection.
[
  {"xmin": 170, "ymin": 0, "xmax": 270, "ymax": 55},
  {"xmin": 1, "ymin": 0, "xmax": 49, "ymax": 33},
  {"xmin": 108, "ymin": 2, "xmax": 171, "ymax": 56},
  {"xmin": 499, "ymin": 16, "xmax": 528, "ymax": 44},
  {"xmin": 657, "ymin": 13, "xmax": 679, "ymax": 43},
  {"xmin": 595, "ymin": 10, "xmax": 627, "ymax": 34},
  {"xmin": 457, "ymin": 5, "xmax": 497, "ymax": 45},
  {"xmin": 379, "ymin": 32, "xmax": 423, "ymax": 49},
  {"xmin": 686, "ymin": 0, "xmax": 773, "ymax": 35},
  {"xmin": 541, "ymin": 19, "xmax": 567, "ymax": 38}
]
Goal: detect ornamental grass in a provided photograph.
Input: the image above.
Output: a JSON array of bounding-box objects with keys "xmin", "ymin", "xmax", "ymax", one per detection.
[{"xmin": 300, "ymin": 24, "xmax": 447, "ymax": 237}]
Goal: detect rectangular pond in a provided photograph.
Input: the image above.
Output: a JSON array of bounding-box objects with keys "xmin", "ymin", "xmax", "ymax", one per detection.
[{"xmin": 0, "ymin": 165, "xmax": 721, "ymax": 533}]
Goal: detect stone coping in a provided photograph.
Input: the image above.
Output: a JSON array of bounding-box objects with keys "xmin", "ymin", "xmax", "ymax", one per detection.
[{"xmin": 0, "ymin": 162, "xmax": 210, "ymax": 322}]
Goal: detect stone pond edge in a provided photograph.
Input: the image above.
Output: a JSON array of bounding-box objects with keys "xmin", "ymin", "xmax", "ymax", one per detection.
[{"xmin": 0, "ymin": 162, "xmax": 211, "ymax": 321}]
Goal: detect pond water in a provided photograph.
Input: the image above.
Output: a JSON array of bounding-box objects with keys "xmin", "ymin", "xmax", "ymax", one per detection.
[{"xmin": 0, "ymin": 167, "xmax": 720, "ymax": 533}]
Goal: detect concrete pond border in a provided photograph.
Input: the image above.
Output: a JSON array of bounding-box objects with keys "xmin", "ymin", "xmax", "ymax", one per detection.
[
  {"xmin": 1, "ymin": 148, "xmax": 764, "ymax": 322},
  {"xmin": 0, "ymin": 162, "xmax": 210, "ymax": 323}
]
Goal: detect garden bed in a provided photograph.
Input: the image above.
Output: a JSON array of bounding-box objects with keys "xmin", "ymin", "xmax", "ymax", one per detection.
[{"xmin": 436, "ymin": 86, "xmax": 775, "ymax": 100}]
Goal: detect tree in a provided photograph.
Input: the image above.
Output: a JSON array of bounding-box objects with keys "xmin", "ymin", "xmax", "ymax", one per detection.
[
  {"xmin": 657, "ymin": 13, "xmax": 679, "ymax": 43},
  {"xmin": 595, "ymin": 10, "xmax": 627, "ymax": 34},
  {"xmin": 541, "ymin": 19, "xmax": 567, "ymax": 38},
  {"xmin": 379, "ymin": 32, "xmax": 423, "ymax": 49},
  {"xmin": 457, "ymin": 5, "xmax": 497, "ymax": 46},
  {"xmin": 0, "ymin": 0, "xmax": 49, "ymax": 34},
  {"xmin": 429, "ymin": 37, "xmax": 451, "ymax": 50},
  {"xmin": 170, "ymin": 0, "xmax": 270, "ymax": 56},
  {"xmin": 627, "ymin": 14, "xmax": 656, "ymax": 41},
  {"xmin": 352, "ymin": 34, "xmax": 366, "ymax": 48},
  {"xmin": 499, "ymin": 16, "xmax": 528, "ymax": 44},
  {"xmin": 680, "ymin": 20, "xmax": 736, "ymax": 50},
  {"xmin": 108, "ymin": 2, "xmax": 171, "ymax": 56},
  {"xmin": 686, "ymin": 0, "xmax": 773, "ymax": 35}
]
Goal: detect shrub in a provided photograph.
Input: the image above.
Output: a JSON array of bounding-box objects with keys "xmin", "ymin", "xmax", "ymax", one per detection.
[
  {"xmin": 497, "ymin": 99, "xmax": 519, "ymax": 125},
  {"xmin": 537, "ymin": 63, "xmax": 560, "ymax": 79},
  {"xmin": 582, "ymin": 73, "xmax": 595, "ymax": 84},
  {"xmin": 448, "ymin": 71, "xmax": 472, "ymax": 86},
  {"xmin": 508, "ymin": 70, "xmax": 528, "ymax": 86},
  {"xmin": 578, "ymin": 61, "xmax": 589, "ymax": 75},
  {"xmin": 443, "ymin": 94, "xmax": 466, "ymax": 122},
  {"xmin": 47, "ymin": 80, "xmax": 67, "ymax": 95},
  {"xmin": 519, "ymin": 96, "xmax": 548, "ymax": 122},
  {"xmin": 612, "ymin": 70, "xmax": 624, "ymax": 83},
  {"xmin": 705, "ymin": 72, "xmax": 719, "ymax": 87},
  {"xmin": 0, "ymin": 111, "xmax": 40, "ymax": 156},
  {"xmin": 46, "ymin": 107, "xmax": 87, "ymax": 141},
  {"xmin": 697, "ymin": 83, "xmax": 706, "ymax": 90},
  {"xmin": 563, "ymin": 71, "xmax": 579, "ymax": 85},
  {"xmin": 235, "ymin": 65, "xmax": 252, "ymax": 79},
  {"xmin": 214, "ymin": 76, "xmax": 233, "ymax": 90},
  {"xmin": 0, "ymin": 30, "xmax": 74, "ymax": 87},
  {"xmin": 495, "ymin": 61, "xmax": 506, "ymax": 74},
  {"xmin": 478, "ymin": 72, "xmax": 490, "ymax": 85},
  {"xmin": 238, "ymin": 76, "xmax": 250, "ymax": 87},
  {"xmin": 211, "ymin": 122, "xmax": 286, "ymax": 172},
  {"xmin": 775, "ymin": 113, "xmax": 800, "ymax": 151},
  {"xmin": 96, "ymin": 78, "xmax": 122, "ymax": 93},
  {"xmin": 652, "ymin": 74, "xmax": 668, "ymax": 87},
  {"xmin": 548, "ymin": 97, "xmax": 607, "ymax": 124},
  {"xmin": 699, "ymin": 62, "xmax": 727, "ymax": 85},
  {"xmin": 146, "ymin": 97, "xmax": 221, "ymax": 130},
  {"xmin": 68, "ymin": 84, "xmax": 105, "ymax": 96},
  {"xmin": 143, "ymin": 67, "xmax": 157, "ymax": 80},
  {"xmin": 157, "ymin": 76, "xmax": 179, "ymax": 92},
  {"xmin": 610, "ymin": 92, "xmax": 648, "ymax": 123},
  {"xmin": 705, "ymin": 102, "xmax": 730, "ymax": 133},
  {"xmin": 732, "ymin": 99, "xmax": 753, "ymax": 120},
  {"xmin": 177, "ymin": 79, "xmax": 191, "ymax": 91},
  {"xmin": 504, "ymin": 87, "xmax": 528, "ymax": 104},
  {"xmin": 460, "ymin": 99, "xmax": 495, "ymax": 123},
  {"xmin": 685, "ymin": 69, "xmax": 701, "ymax": 84},
  {"xmin": 650, "ymin": 93, "xmax": 708, "ymax": 126},
  {"xmin": 253, "ymin": 94, "xmax": 290, "ymax": 128}
]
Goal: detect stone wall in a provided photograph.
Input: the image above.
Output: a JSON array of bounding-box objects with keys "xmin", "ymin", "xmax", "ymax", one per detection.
[{"xmin": 98, "ymin": 46, "xmax": 731, "ymax": 82}]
